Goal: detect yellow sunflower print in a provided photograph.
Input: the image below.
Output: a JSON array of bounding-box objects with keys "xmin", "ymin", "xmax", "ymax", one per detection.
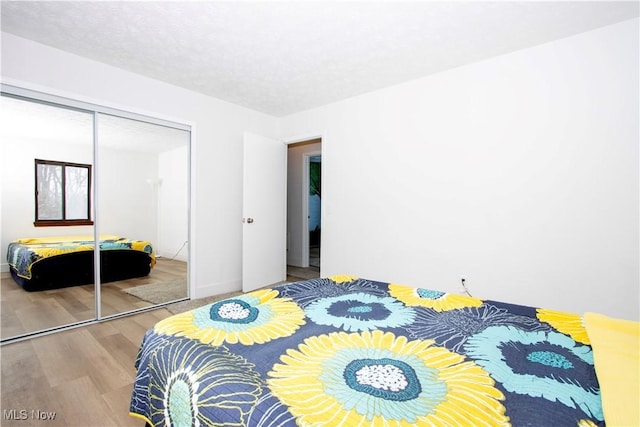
[
  {"xmin": 537, "ymin": 308, "xmax": 590, "ymax": 345},
  {"xmin": 328, "ymin": 274, "xmax": 359, "ymax": 283},
  {"xmin": 389, "ymin": 284, "xmax": 482, "ymax": 311},
  {"xmin": 268, "ymin": 330, "xmax": 508, "ymax": 426},
  {"xmin": 154, "ymin": 289, "xmax": 305, "ymax": 346}
]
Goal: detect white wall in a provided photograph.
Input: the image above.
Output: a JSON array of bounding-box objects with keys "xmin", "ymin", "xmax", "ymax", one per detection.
[
  {"xmin": 287, "ymin": 142, "xmax": 321, "ymax": 267},
  {"xmin": 280, "ymin": 19, "xmax": 640, "ymax": 320},
  {"xmin": 1, "ymin": 32, "xmax": 279, "ymax": 297},
  {"xmin": 96, "ymin": 145, "xmax": 157, "ymax": 241},
  {"xmin": 158, "ymin": 144, "xmax": 189, "ymax": 261}
]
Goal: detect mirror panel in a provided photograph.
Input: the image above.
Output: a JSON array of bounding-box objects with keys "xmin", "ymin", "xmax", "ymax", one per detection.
[
  {"xmin": 1, "ymin": 95, "xmax": 95, "ymax": 340},
  {"xmin": 97, "ymin": 113, "xmax": 189, "ymax": 317}
]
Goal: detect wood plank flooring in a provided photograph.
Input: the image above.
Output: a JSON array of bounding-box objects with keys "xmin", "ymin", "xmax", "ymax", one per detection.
[
  {"xmin": 0, "ymin": 265, "xmax": 318, "ymax": 426},
  {"xmin": 1, "ymin": 308, "xmax": 172, "ymax": 426},
  {"xmin": 1, "ymin": 258, "xmax": 187, "ymax": 340}
]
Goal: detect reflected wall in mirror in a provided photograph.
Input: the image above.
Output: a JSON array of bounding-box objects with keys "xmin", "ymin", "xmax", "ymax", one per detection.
[
  {"xmin": 0, "ymin": 95, "xmax": 96, "ymax": 340},
  {"xmin": 97, "ymin": 114, "xmax": 189, "ymax": 317}
]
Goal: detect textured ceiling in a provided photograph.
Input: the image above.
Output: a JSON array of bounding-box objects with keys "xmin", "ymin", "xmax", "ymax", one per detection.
[{"xmin": 1, "ymin": 1, "xmax": 638, "ymax": 117}]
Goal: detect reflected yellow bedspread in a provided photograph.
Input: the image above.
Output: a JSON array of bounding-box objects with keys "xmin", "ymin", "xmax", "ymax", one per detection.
[{"xmin": 7, "ymin": 235, "xmax": 155, "ymax": 279}]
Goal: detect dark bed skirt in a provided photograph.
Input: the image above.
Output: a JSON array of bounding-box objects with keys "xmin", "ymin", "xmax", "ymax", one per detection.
[{"xmin": 9, "ymin": 250, "xmax": 152, "ymax": 292}]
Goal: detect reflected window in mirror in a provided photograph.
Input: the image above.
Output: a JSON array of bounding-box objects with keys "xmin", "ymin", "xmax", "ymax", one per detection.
[{"xmin": 35, "ymin": 158, "xmax": 93, "ymax": 226}]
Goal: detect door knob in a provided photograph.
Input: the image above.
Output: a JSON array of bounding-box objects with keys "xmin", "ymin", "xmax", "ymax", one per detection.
[{"xmin": 246, "ymin": 218, "xmax": 254, "ymax": 223}]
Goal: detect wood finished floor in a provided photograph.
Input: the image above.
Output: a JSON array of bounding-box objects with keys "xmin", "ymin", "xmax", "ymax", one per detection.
[
  {"xmin": 1, "ymin": 258, "xmax": 187, "ymax": 340},
  {"xmin": 0, "ymin": 265, "xmax": 319, "ymax": 426},
  {"xmin": 1, "ymin": 308, "xmax": 172, "ymax": 426}
]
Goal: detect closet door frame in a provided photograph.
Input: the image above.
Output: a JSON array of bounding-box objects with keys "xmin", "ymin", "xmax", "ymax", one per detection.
[{"xmin": 1, "ymin": 83, "xmax": 192, "ymax": 344}]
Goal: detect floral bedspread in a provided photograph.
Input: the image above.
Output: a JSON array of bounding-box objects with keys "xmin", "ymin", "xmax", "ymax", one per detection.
[
  {"xmin": 7, "ymin": 235, "xmax": 154, "ymax": 279},
  {"xmin": 130, "ymin": 276, "xmax": 603, "ymax": 426}
]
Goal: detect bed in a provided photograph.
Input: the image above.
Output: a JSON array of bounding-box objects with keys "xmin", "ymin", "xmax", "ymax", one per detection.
[
  {"xmin": 130, "ymin": 276, "xmax": 639, "ymax": 426},
  {"xmin": 6, "ymin": 235, "xmax": 155, "ymax": 292}
]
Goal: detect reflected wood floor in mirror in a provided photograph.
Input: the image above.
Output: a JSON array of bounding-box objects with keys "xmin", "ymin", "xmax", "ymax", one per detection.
[{"xmin": 1, "ymin": 258, "xmax": 187, "ymax": 340}]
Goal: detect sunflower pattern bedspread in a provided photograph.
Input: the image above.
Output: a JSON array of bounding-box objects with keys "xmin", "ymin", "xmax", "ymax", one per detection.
[
  {"xmin": 7, "ymin": 235, "xmax": 155, "ymax": 280},
  {"xmin": 130, "ymin": 276, "xmax": 603, "ymax": 426}
]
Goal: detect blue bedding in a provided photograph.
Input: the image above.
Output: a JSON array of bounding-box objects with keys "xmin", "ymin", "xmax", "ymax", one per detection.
[{"xmin": 130, "ymin": 276, "xmax": 603, "ymax": 426}]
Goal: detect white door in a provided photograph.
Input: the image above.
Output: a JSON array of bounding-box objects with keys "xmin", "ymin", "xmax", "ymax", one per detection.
[{"xmin": 242, "ymin": 132, "xmax": 287, "ymax": 292}]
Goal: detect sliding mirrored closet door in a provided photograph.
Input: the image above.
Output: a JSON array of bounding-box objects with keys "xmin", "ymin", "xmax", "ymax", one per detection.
[
  {"xmin": 0, "ymin": 94, "xmax": 96, "ymax": 340},
  {"xmin": 1, "ymin": 89, "xmax": 191, "ymax": 343},
  {"xmin": 97, "ymin": 113, "xmax": 189, "ymax": 317}
]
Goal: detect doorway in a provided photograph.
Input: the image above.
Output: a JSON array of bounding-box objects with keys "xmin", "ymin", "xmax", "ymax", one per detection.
[{"xmin": 286, "ymin": 139, "xmax": 321, "ymax": 281}]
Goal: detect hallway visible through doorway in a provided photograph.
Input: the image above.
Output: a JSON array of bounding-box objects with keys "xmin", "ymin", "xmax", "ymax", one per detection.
[
  {"xmin": 286, "ymin": 138, "xmax": 321, "ymax": 273},
  {"xmin": 287, "ymin": 265, "xmax": 320, "ymax": 281}
]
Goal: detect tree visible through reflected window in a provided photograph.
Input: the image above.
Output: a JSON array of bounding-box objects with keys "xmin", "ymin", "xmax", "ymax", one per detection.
[{"xmin": 35, "ymin": 159, "xmax": 93, "ymax": 226}]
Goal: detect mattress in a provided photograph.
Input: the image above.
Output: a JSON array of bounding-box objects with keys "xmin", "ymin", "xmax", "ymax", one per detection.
[
  {"xmin": 130, "ymin": 276, "xmax": 608, "ymax": 426},
  {"xmin": 6, "ymin": 235, "xmax": 155, "ymax": 291}
]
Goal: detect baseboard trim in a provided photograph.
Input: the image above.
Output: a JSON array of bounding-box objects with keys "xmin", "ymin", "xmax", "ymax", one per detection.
[
  {"xmin": 192, "ymin": 279, "xmax": 242, "ymax": 299},
  {"xmin": 286, "ymin": 257, "xmax": 308, "ymax": 268}
]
